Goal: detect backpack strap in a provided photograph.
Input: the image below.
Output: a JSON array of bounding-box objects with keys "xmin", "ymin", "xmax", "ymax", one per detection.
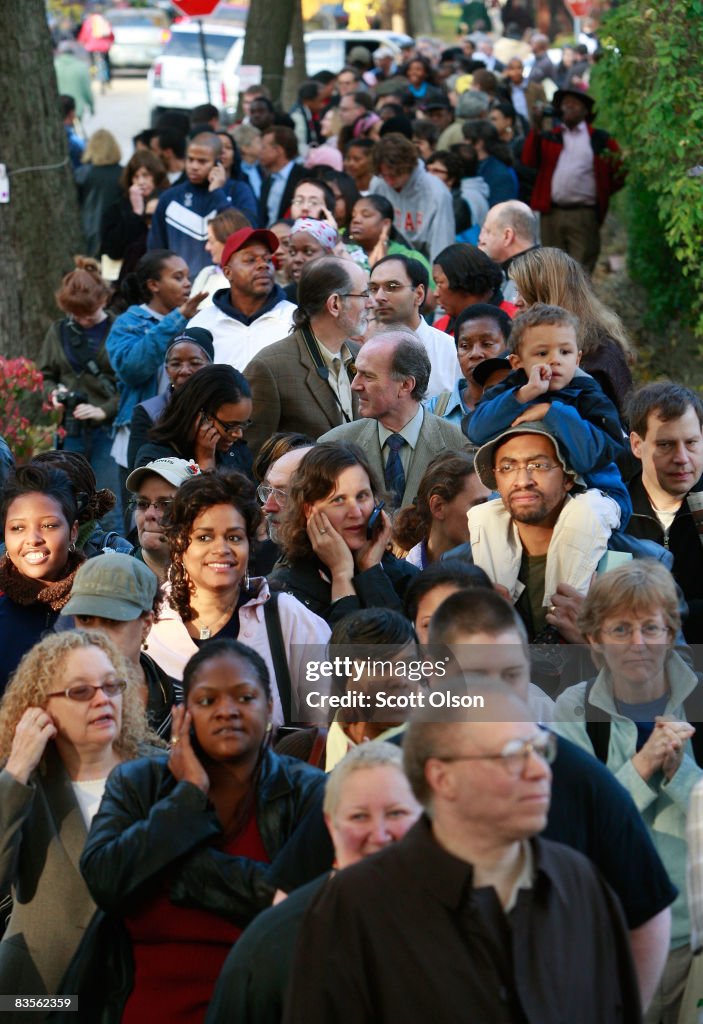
[
  {"xmin": 583, "ymin": 677, "xmax": 611, "ymax": 764},
  {"xmin": 263, "ymin": 591, "xmax": 293, "ymax": 725}
]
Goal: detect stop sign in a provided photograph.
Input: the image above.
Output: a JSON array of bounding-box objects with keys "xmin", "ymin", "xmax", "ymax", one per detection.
[
  {"xmin": 171, "ymin": 0, "xmax": 221, "ymax": 16},
  {"xmin": 564, "ymin": 0, "xmax": 591, "ymax": 16}
]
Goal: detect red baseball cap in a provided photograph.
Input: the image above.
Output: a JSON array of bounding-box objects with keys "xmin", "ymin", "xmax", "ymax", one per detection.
[{"xmin": 220, "ymin": 227, "xmax": 280, "ymax": 267}]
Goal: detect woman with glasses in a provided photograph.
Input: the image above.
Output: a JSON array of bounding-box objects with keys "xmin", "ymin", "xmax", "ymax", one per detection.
[
  {"xmin": 134, "ymin": 364, "xmax": 254, "ymax": 479},
  {"xmin": 0, "ymin": 629, "xmax": 156, "ymax": 1011},
  {"xmin": 125, "ymin": 457, "xmax": 201, "ymax": 582},
  {"xmin": 147, "ymin": 471, "xmax": 330, "ymax": 727},
  {"xmin": 554, "ymin": 559, "xmax": 703, "ymax": 1022}
]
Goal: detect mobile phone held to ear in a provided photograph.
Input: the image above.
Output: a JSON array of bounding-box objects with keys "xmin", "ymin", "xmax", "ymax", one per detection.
[{"xmin": 366, "ymin": 501, "xmax": 386, "ymax": 540}]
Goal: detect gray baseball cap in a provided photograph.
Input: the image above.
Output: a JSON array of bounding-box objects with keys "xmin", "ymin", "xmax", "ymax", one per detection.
[
  {"xmin": 61, "ymin": 552, "xmax": 157, "ymax": 621},
  {"xmin": 474, "ymin": 422, "xmax": 584, "ymax": 491}
]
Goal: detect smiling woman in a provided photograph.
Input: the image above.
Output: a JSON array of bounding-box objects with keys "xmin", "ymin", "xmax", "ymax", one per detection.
[
  {"xmin": 0, "ymin": 465, "xmax": 85, "ymax": 694},
  {"xmin": 147, "ymin": 470, "xmax": 331, "ymax": 727},
  {"xmin": 77, "ymin": 638, "xmax": 327, "ymax": 1024}
]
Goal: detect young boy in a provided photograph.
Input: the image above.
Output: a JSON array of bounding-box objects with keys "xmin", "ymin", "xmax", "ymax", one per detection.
[{"xmin": 467, "ymin": 303, "xmax": 631, "ymax": 608}]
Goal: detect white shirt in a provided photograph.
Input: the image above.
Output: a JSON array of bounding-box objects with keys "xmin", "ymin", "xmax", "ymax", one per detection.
[
  {"xmin": 71, "ymin": 777, "xmax": 107, "ymax": 827},
  {"xmin": 414, "ymin": 317, "xmax": 461, "ymax": 399},
  {"xmin": 551, "ymin": 121, "xmax": 597, "ymax": 206},
  {"xmin": 188, "ymin": 298, "xmax": 296, "ymax": 371}
]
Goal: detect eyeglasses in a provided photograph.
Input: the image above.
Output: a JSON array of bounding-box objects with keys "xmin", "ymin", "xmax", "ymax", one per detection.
[
  {"xmin": 203, "ymin": 411, "xmax": 253, "ymax": 436},
  {"xmin": 436, "ymin": 730, "xmax": 557, "ymax": 778},
  {"xmin": 46, "ymin": 679, "xmax": 127, "ymax": 702},
  {"xmin": 495, "ymin": 460, "xmax": 560, "ymax": 477},
  {"xmin": 340, "ymin": 291, "xmax": 371, "ymax": 300},
  {"xmin": 368, "ymin": 282, "xmax": 412, "ymax": 295},
  {"xmin": 600, "ymin": 623, "xmax": 671, "ymax": 641},
  {"xmin": 291, "ymin": 197, "xmax": 324, "ymax": 208},
  {"xmin": 129, "ymin": 498, "xmax": 173, "ymax": 514},
  {"xmin": 256, "ymin": 483, "xmax": 288, "ymax": 505}
]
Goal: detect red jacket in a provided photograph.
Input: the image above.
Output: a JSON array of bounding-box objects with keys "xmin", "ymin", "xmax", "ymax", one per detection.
[{"xmin": 521, "ymin": 123, "xmax": 625, "ymax": 224}]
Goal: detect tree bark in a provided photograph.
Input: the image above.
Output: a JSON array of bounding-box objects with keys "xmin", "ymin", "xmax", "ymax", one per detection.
[
  {"xmin": 241, "ymin": 0, "xmax": 296, "ymax": 106},
  {"xmin": 281, "ymin": 0, "xmax": 308, "ymax": 111},
  {"xmin": 0, "ymin": 0, "xmax": 84, "ymax": 360},
  {"xmin": 406, "ymin": 0, "xmax": 435, "ymax": 37}
]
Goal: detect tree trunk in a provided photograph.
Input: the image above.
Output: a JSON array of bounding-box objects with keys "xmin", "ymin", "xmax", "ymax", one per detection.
[
  {"xmin": 0, "ymin": 0, "xmax": 84, "ymax": 360},
  {"xmin": 241, "ymin": 0, "xmax": 296, "ymax": 107},
  {"xmin": 281, "ymin": 0, "xmax": 308, "ymax": 111},
  {"xmin": 406, "ymin": 0, "xmax": 435, "ymax": 37}
]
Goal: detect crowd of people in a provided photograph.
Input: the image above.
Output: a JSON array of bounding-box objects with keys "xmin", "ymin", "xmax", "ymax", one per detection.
[{"xmin": 3, "ymin": 8, "xmax": 703, "ymax": 1024}]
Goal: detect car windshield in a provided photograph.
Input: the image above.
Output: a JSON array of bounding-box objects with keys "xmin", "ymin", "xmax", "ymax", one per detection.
[{"xmin": 164, "ymin": 32, "xmax": 239, "ymax": 61}]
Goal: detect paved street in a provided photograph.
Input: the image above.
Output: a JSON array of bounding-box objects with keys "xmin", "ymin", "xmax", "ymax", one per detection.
[{"xmin": 81, "ymin": 73, "xmax": 151, "ymax": 159}]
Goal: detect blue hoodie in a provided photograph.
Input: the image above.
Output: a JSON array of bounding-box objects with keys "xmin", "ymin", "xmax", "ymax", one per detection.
[{"xmin": 148, "ymin": 181, "xmax": 233, "ymax": 277}]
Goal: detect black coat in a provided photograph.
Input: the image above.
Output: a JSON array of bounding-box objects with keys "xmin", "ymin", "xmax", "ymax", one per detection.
[
  {"xmin": 269, "ymin": 550, "xmax": 419, "ymax": 625},
  {"xmin": 69, "ymin": 750, "xmax": 328, "ymax": 1022}
]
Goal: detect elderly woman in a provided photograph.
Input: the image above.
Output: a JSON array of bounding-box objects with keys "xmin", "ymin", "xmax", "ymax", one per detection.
[
  {"xmin": 147, "ymin": 470, "xmax": 330, "ymax": 727},
  {"xmin": 205, "ymin": 741, "xmax": 421, "ymax": 1023},
  {"xmin": 271, "ymin": 442, "xmax": 418, "ymax": 625},
  {"xmin": 0, "ymin": 629, "xmax": 155, "ymax": 1016},
  {"xmin": 79, "ymin": 639, "xmax": 326, "ymax": 1022},
  {"xmin": 554, "ymin": 560, "xmax": 703, "ymax": 1024}
]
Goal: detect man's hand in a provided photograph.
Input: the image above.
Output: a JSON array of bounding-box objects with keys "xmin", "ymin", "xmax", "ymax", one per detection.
[
  {"xmin": 208, "ymin": 162, "xmax": 227, "ymax": 191},
  {"xmin": 545, "ymin": 583, "xmax": 586, "ymax": 644}
]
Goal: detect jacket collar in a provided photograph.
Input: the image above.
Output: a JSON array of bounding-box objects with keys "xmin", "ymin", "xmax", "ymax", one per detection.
[
  {"xmin": 212, "ymin": 282, "xmax": 288, "ymax": 326},
  {"xmin": 589, "ymin": 649, "xmax": 699, "ymax": 715}
]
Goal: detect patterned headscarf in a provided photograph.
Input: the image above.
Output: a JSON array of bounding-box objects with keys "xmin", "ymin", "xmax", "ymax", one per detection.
[{"xmin": 290, "ymin": 218, "xmax": 339, "ymax": 251}]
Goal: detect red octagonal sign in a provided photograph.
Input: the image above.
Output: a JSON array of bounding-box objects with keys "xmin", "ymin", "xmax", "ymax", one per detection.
[
  {"xmin": 564, "ymin": 0, "xmax": 591, "ymax": 16},
  {"xmin": 172, "ymin": 0, "xmax": 222, "ymax": 16}
]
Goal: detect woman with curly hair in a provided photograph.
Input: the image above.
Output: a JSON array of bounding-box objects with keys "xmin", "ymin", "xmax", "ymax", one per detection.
[
  {"xmin": 509, "ymin": 246, "xmax": 635, "ymax": 416},
  {"xmin": 392, "ymin": 451, "xmax": 489, "ymax": 567},
  {"xmin": 271, "ymin": 442, "xmax": 418, "ymax": 625},
  {"xmin": 78, "ymin": 638, "xmax": 326, "ymax": 1023},
  {"xmin": 0, "ymin": 629, "xmax": 157, "ymax": 1010},
  {"xmin": 0, "ymin": 465, "xmax": 84, "ymax": 694},
  {"xmin": 147, "ymin": 470, "xmax": 330, "ymax": 726}
]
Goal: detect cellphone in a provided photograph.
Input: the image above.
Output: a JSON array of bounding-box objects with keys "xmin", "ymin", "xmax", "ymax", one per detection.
[{"xmin": 366, "ymin": 501, "xmax": 385, "ymax": 540}]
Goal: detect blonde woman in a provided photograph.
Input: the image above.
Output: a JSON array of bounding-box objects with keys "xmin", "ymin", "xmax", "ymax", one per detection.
[
  {"xmin": 75, "ymin": 128, "xmax": 123, "ymax": 256},
  {"xmin": 0, "ymin": 629, "xmax": 158, "ymax": 1013}
]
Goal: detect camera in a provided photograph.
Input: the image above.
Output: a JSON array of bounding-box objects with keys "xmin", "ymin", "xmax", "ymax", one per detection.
[
  {"xmin": 541, "ymin": 104, "xmax": 555, "ymax": 117},
  {"xmin": 56, "ymin": 388, "xmax": 88, "ymax": 439}
]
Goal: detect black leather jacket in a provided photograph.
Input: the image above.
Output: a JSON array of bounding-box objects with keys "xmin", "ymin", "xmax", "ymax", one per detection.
[{"xmin": 68, "ymin": 749, "xmax": 326, "ymax": 1022}]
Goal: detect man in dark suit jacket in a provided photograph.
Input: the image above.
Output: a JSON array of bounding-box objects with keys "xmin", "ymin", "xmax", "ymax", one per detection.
[
  {"xmin": 320, "ymin": 328, "xmax": 468, "ymax": 509},
  {"xmin": 259, "ymin": 126, "xmax": 307, "ymax": 226},
  {"xmin": 244, "ymin": 257, "xmax": 372, "ymax": 458}
]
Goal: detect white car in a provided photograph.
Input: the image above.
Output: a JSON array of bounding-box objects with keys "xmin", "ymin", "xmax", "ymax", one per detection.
[
  {"xmin": 148, "ymin": 21, "xmax": 244, "ymax": 124},
  {"xmin": 302, "ymin": 30, "xmax": 415, "ymax": 75},
  {"xmin": 107, "ymin": 7, "xmax": 171, "ymax": 70}
]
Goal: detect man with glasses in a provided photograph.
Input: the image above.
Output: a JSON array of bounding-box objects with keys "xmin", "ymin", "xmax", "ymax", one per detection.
[
  {"xmin": 187, "ymin": 226, "xmax": 296, "ymax": 370},
  {"xmin": 289, "ymin": 178, "xmax": 337, "ymax": 222},
  {"xmin": 259, "ymin": 445, "xmax": 314, "ymax": 544},
  {"xmin": 369, "ymin": 254, "xmax": 459, "ymax": 399},
  {"xmin": 124, "ymin": 457, "xmax": 200, "ymax": 582},
  {"xmin": 243, "ymin": 257, "xmax": 368, "ymax": 458},
  {"xmin": 285, "ymin": 687, "xmax": 642, "ymax": 1023},
  {"xmin": 470, "ymin": 421, "xmax": 624, "ymax": 642}
]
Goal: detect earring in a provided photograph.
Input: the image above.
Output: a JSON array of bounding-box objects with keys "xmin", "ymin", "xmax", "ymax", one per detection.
[
  {"xmin": 142, "ymin": 639, "xmax": 149, "ymax": 651},
  {"xmin": 265, "ymin": 721, "xmax": 273, "ymax": 733},
  {"xmin": 69, "ymin": 542, "xmax": 76, "ymax": 553},
  {"xmin": 242, "ymin": 567, "xmax": 251, "ymax": 590}
]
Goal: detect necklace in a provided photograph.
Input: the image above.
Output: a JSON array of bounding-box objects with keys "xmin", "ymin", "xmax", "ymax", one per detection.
[{"xmin": 192, "ymin": 603, "xmax": 236, "ymax": 641}]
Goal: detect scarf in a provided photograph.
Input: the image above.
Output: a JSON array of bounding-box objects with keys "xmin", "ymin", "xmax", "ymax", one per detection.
[{"xmin": 0, "ymin": 550, "xmax": 86, "ymax": 610}]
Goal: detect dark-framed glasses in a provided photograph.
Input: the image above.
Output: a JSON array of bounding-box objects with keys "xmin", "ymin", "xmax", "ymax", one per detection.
[{"xmin": 203, "ymin": 411, "xmax": 254, "ymax": 436}]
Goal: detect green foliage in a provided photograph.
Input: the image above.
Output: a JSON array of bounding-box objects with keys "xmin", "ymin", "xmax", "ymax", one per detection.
[{"xmin": 592, "ymin": 0, "xmax": 703, "ymax": 342}]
